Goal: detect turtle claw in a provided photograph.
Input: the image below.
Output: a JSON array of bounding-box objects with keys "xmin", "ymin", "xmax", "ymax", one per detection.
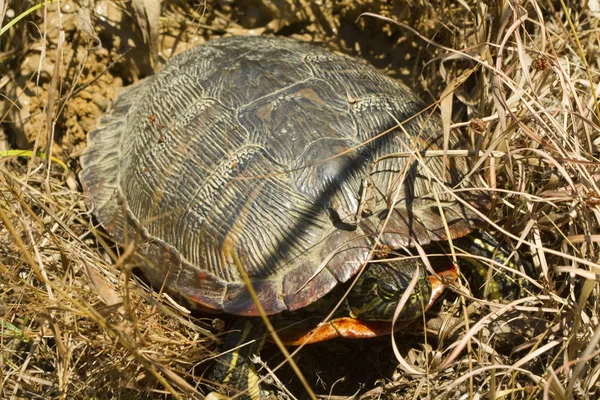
[{"xmin": 428, "ymin": 267, "xmax": 458, "ymax": 308}]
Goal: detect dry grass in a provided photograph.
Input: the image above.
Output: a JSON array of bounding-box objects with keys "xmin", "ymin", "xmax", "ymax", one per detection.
[{"xmin": 1, "ymin": 0, "xmax": 599, "ymax": 399}]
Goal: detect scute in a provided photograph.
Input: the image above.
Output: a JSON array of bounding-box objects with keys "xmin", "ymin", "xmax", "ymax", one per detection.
[{"xmin": 79, "ymin": 35, "xmax": 489, "ymax": 315}]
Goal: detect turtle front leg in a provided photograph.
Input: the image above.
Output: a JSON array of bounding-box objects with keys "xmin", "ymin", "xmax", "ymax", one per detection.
[
  {"xmin": 208, "ymin": 318, "xmax": 267, "ymax": 399},
  {"xmin": 278, "ymin": 267, "xmax": 456, "ymax": 346},
  {"xmin": 452, "ymin": 231, "xmax": 535, "ymax": 300}
]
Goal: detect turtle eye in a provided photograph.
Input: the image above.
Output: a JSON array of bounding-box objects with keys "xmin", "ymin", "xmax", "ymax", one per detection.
[{"xmin": 377, "ymin": 281, "xmax": 398, "ymax": 302}]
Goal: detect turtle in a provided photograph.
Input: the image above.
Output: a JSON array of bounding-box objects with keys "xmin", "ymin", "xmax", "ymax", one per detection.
[{"xmin": 79, "ymin": 35, "xmax": 529, "ymax": 398}]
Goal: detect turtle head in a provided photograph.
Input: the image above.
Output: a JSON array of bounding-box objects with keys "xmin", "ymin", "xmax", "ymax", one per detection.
[{"xmin": 347, "ymin": 259, "xmax": 433, "ymax": 322}]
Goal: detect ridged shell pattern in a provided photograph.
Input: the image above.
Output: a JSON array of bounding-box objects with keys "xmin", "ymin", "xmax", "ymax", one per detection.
[{"xmin": 80, "ymin": 36, "xmax": 487, "ymax": 315}]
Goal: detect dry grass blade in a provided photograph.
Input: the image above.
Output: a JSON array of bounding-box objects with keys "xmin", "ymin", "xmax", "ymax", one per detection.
[
  {"xmin": 76, "ymin": 4, "xmax": 100, "ymax": 50},
  {"xmin": 132, "ymin": 0, "xmax": 160, "ymax": 66},
  {"xmin": 231, "ymin": 251, "xmax": 317, "ymax": 400},
  {"xmin": 389, "ymin": 255, "xmax": 430, "ymax": 376}
]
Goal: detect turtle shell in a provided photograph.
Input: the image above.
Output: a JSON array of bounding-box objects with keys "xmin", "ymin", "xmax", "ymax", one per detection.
[{"xmin": 80, "ymin": 35, "xmax": 489, "ymax": 316}]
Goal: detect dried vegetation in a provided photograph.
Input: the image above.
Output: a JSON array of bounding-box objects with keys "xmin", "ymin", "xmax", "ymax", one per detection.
[{"xmin": 1, "ymin": 0, "xmax": 600, "ymax": 399}]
